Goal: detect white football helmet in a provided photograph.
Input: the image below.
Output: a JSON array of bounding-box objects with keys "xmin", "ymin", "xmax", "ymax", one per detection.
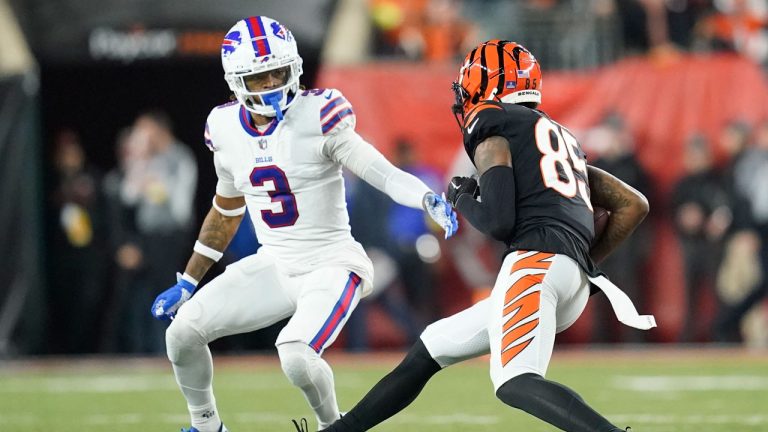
[{"xmin": 221, "ymin": 16, "xmax": 303, "ymax": 119}]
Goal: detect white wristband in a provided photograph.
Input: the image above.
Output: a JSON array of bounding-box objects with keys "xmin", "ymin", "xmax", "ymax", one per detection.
[
  {"xmin": 194, "ymin": 240, "xmax": 224, "ymax": 262},
  {"xmin": 212, "ymin": 196, "xmax": 246, "ymax": 217},
  {"xmin": 180, "ymin": 272, "xmax": 200, "ymax": 286}
]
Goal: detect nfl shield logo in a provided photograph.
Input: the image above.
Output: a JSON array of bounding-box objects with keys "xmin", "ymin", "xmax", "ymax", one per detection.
[{"xmin": 258, "ymin": 138, "xmax": 268, "ymax": 149}]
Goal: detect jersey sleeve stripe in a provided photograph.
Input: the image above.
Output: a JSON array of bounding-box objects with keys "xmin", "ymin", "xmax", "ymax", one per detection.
[
  {"xmin": 204, "ymin": 123, "xmax": 216, "ymax": 151},
  {"xmin": 321, "ymin": 107, "xmax": 355, "ymax": 135},
  {"xmin": 465, "ymin": 102, "xmax": 503, "ymax": 126},
  {"xmin": 320, "ymin": 96, "xmax": 348, "ymax": 119}
]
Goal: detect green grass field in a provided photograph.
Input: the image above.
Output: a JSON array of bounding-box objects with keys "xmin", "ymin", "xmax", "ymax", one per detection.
[{"xmin": 1, "ymin": 348, "xmax": 766, "ymax": 432}]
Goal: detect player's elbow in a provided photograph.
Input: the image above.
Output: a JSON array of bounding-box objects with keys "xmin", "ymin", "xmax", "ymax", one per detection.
[
  {"xmin": 487, "ymin": 214, "xmax": 516, "ymax": 241},
  {"xmin": 630, "ymin": 190, "xmax": 650, "ymax": 221}
]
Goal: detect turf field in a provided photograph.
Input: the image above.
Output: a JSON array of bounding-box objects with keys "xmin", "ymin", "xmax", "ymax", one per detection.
[{"xmin": 1, "ymin": 347, "xmax": 766, "ymax": 432}]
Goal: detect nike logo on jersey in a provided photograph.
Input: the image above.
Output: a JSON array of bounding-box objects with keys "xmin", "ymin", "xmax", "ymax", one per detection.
[
  {"xmin": 466, "ymin": 118, "xmax": 479, "ymax": 134},
  {"xmin": 324, "ymin": 92, "xmax": 333, "ymax": 100}
]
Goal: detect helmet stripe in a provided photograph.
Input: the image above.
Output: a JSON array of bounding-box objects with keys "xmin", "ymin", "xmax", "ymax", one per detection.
[
  {"xmin": 467, "ymin": 47, "xmax": 479, "ymax": 65},
  {"xmin": 478, "ymin": 43, "xmax": 489, "ymax": 101},
  {"xmin": 495, "ymin": 42, "xmax": 506, "ymax": 96},
  {"xmin": 246, "ymin": 16, "xmax": 272, "ymax": 56},
  {"xmin": 511, "ymin": 45, "xmax": 523, "ymax": 70}
]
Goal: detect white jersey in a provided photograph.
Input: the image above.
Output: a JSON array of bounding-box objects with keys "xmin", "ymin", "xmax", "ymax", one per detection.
[{"xmin": 204, "ymin": 88, "xmax": 374, "ymax": 284}]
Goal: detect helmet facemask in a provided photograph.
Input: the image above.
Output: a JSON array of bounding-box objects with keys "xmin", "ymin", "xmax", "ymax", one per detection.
[
  {"xmin": 451, "ymin": 81, "xmax": 469, "ymax": 129},
  {"xmin": 226, "ymin": 59, "xmax": 303, "ymax": 120}
]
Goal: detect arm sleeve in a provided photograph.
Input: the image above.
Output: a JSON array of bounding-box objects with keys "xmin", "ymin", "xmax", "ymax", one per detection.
[
  {"xmin": 213, "ymin": 152, "xmax": 243, "ymax": 198},
  {"xmin": 456, "ymin": 165, "xmax": 517, "ymax": 241},
  {"xmin": 325, "ymin": 128, "xmax": 431, "ymax": 209}
]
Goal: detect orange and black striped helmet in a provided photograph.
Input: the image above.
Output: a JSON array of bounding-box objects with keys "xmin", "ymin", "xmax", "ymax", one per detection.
[{"xmin": 451, "ymin": 40, "xmax": 542, "ymax": 122}]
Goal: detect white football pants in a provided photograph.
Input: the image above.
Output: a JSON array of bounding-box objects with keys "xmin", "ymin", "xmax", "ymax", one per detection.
[
  {"xmin": 166, "ymin": 251, "xmax": 369, "ymax": 429},
  {"xmin": 421, "ymin": 251, "xmax": 590, "ymax": 390}
]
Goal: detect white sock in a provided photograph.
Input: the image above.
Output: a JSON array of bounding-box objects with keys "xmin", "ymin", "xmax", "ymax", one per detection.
[
  {"xmin": 189, "ymin": 401, "xmax": 221, "ymax": 432},
  {"xmin": 168, "ymin": 333, "xmax": 221, "ymax": 431}
]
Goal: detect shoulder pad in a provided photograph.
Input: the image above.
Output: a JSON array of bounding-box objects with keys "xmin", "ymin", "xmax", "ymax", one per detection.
[
  {"xmin": 463, "ymin": 102, "xmax": 508, "ymax": 144},
  {"xmin": 308, "ymin": 88, "xmax": 355, "ymax": 135},
  {"xmin": 464, "ymin": 101, "xmax": 505, "ymax": 129},
  {"xmin": 204, "ymin": 102, "xmax": 239, "ymax": 152}
]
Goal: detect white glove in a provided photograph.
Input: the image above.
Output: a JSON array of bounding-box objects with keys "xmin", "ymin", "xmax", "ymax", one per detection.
[{"xmin": 423, "ymin": 192, "xmax": 459, "ymax": 239}]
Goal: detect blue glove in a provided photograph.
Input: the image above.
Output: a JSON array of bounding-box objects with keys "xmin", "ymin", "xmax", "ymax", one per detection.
[
  {"xmin": 423, "ymin": 192, "xmax": 459, "ymax": 239},
  {"xmin": 150, "ymin": 273, "xmax": 196, "ymax": 321}
]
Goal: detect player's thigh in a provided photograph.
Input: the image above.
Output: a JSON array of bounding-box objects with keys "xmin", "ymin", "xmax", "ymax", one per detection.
[
  {"xmin": 420, "ymin": 298, "xmax": 491, "ymax": 368},
  {"xmin": 553, "ymin": 257, "xmax": 590, "ymax": 333},
  {"xmin": 174, "ymin": 253, "xmax": 297, "ymax": 343},
  {"xmin": 488, "ymin": 251, "xmax": 583, "ymax": 390},
  {"xmin": 276, "ymin": 267, "xmax": 365, "ymax": 353}
]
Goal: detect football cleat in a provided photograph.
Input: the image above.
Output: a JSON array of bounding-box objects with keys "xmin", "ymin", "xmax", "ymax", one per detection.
[
  {"xmin": 291, "ymin": 418, "xmax": 309, "ymax": 432},
  {"xmin": 181, "ymin": 424, "xmax": 228, "ymax": 432}
]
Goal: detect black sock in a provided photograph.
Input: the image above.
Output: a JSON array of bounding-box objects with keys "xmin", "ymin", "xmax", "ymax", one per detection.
[
  {"xmin": 496, "ymin": 373, "xmax": 624, "ymax": 432},
  {"xmin": 322, "ymin": 339, "xmax": 442, "ymax": 431}
]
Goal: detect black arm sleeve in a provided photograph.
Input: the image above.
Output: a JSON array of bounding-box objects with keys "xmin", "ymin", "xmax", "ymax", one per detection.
[{"xmin": 455, "ymin": 165, "xmax": 516, "ymax": 241}]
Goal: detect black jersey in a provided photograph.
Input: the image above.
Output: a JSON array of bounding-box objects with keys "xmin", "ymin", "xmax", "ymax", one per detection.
[{"xmin": 462, "ymin": 101, "xmax": 599, "ymax": 276}]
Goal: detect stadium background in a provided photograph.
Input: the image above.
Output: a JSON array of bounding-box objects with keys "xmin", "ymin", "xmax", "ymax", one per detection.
[{"xmin": 2, "ymin": 0, "xmax": 768, "ymax": 356}]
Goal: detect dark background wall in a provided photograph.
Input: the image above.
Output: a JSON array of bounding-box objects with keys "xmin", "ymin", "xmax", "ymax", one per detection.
[{"xmin": 4, "ymin": 0, "xmax": 336, "ymax": 354}]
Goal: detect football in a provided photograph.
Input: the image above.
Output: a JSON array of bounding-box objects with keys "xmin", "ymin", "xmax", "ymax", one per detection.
[{"xmin": 593, "ymin": 206, "xmax": 610, "ymax": 243}]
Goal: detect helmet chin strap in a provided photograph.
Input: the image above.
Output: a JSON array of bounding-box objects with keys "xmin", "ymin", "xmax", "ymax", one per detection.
[{"xmin": 263, "ymin": 91, "xmax": 284, "ymax": 121}]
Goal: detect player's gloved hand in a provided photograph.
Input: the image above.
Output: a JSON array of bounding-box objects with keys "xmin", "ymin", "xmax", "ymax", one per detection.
[
  {"xmin": 150, "ymin": 273, "xmax": 197, "ymax": 321},
  {"xmin": 423, "ymin": 192, "xmax": 459, "ymax": 239},
  {"xmin": 445, "ymin": 176, "xmax": 479, "ymax": 207}
]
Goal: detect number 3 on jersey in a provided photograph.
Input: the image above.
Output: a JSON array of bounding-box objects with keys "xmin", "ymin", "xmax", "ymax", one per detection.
[
  {"xmin": 249, "ymin": 165, "xmax": 299, "ymax": 228},
  {"xmin": 534, "ymin": 117, "xmax": 593, "ymax": 211}
]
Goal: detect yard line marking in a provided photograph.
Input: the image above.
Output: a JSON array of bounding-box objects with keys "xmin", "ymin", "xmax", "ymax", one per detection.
[
  {"xmin": 614, "ymin": 375, "xmax": 768, "ymax": 392},
  {"xmin": 0, "ymin": 374, "xmax": 289, "ymax": 393},
  {"xmin": 77, "ymin": 412, "xmax": 501, "ymax": 426},
  {"xmin": 389, "ymin": 413, "xmax": 500, "ymax": 425},
  {"xmin": 222, "ymin": 412, "xmax": 498, "ymax": 425},
  {"xmin": 86, "ymin": 413, "xmax": 144, "ymax": 425},
  {"xmin": 0, "ymin": 376, "xmax": 177, "ymax": 393},
  {"xmin": 0, "ymin": 414, "xmax": 37, "ymax": 425},
  {"xmin": 609, "ymin": 414, "xmax": 768, "ymax": 425}
]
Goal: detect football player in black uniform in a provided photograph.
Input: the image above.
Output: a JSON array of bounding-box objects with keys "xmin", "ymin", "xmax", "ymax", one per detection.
[{"xmin": 297, "ymin": 40, "xmax": 653, "ymax": 432}]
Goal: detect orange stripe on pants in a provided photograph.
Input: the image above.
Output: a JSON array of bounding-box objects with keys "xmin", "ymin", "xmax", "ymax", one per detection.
[
  {"xmin": 503, "ymin": 290, "xmax": 541, "ymax": 332},
  {"xmin": 499, "ymin": 251, "xmax": 552, "ymax": 365},
  {"xmin": 509, "ymin": 252, "xmax": 554, "ymax": 275}
]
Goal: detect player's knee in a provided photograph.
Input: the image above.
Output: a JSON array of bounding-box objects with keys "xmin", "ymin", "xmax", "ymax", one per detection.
[
  {"xmin": 277, "ymin": 342, "xmax": 317, "ymax": 388},
  {"xmin": 495, "ymin": 372, "xmax": 540, "ymax": 409},
  {"xmin": 165, "ymin": 318, "xmax": 206, "ymax": 363},
  {"xmin": 419, "ymin": 326, "xmax": 465, "ymax": 368}
]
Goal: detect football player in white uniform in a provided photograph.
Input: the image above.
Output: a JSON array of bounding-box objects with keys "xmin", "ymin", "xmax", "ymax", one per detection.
[{"xmin": 149, "ymin": 16, "xmax": 458, "ymax": 432}]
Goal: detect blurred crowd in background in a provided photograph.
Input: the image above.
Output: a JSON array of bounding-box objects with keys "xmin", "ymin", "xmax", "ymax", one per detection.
[
  {"xmin": 361, "ymin": 0, "xmax": 768, "ymax": 68},
  {"xmin": 13, "ymin": 0, "xmax": 768, "ymax": 355}
]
